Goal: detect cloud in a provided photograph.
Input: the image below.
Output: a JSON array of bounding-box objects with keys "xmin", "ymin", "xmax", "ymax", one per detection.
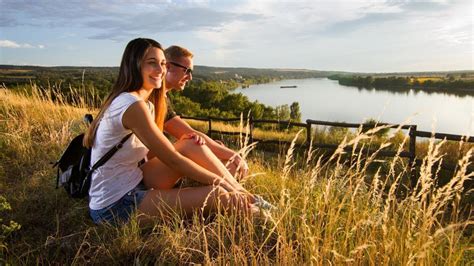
[
  {"xmin": 192, "ymin": 0, "xmax": 472, "ymax": 71},
  {"xmin": 196, "ymin": 0, "xmax": 471, "ymax": 48},
  {"xmin": 82, "ymin": 6, "xmax": 262, "ymax": 41},
  {"xmin": 0, "ymin": 0, "xmax": 118, "ymax": 27},
  {"xmin": 0, "ymin": 40, "xmax": 44, "ymax": 48},
  {"xmin": 0, "ymin": 0, "xmax": 261, "ymax": 41},
  {"xmin": 0, "ymin": 40, "xmax": 22, "ymax": 48},
  {"xmin": 194, "ymin": 0, "xmax": 406, "ymax": 49},
  {"xmin": 1, "ymin": 0, "xmax": 471, "ymax": 71}
]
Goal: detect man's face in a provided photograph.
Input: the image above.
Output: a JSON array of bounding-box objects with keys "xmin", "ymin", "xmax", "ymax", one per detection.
[{"xmin": 165, "ymin": 56, "xmax": 193, "ymax": 91}]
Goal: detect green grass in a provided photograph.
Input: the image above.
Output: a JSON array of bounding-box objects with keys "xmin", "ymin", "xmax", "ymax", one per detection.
[{"xmin": 1, "ymin": 86, "xmax": 473, "ymax": 264}]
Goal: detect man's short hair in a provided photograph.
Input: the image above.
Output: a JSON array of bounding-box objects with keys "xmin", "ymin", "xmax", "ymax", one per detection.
[{"xmin": 164, "ymin": 45, "xmax": 194, "ymax": 61}]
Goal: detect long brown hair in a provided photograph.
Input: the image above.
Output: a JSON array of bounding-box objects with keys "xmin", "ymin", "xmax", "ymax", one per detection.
[
  {"xmin": 83, "ymin": 38, "xmax": 167, "ymax": 148},
  {"xmin": 149, "ymin": 83, "xmax": 167, "ymax": 130}
]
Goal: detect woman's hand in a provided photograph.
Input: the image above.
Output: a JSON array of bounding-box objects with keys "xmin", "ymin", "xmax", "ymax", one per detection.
[
  {"xmin": 229, "ymin": 181, "xmax": 256, "ymax": 204},
  {"xmin": 215, "ymin": 177, "xmax": 256, "ymax": 204},
  {"xmin": 180, "ymin": 132, "xmax": 205, "ymax": 145}
]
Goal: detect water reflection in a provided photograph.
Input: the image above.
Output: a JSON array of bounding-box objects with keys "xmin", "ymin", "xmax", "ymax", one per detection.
[{"xmin": 352, "ymin": 84, "xmax": 474, "ymax": 98}]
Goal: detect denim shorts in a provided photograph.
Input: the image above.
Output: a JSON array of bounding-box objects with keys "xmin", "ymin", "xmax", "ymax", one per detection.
[{"xmin": 90, "ymin": 182, "xmax": 147, "ymax": 225}]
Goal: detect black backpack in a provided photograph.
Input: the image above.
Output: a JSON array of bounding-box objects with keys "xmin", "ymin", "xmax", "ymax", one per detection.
[{"xmin": 53, "ymin": 114, "xmax": 132, "ymax": 198}]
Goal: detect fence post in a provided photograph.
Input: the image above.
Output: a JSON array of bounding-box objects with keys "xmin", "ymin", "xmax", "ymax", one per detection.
[
  {"xmin": 409, "ymin": 125, "xmax": 417, "ymax": 187},
  {"xmin": 306, "ymin": 120, "xmax": 312, "ymax": 147},
  {"xmin": 249, "ymin": 115, "xmax": 254, "ymax": 143},
  {"xmin": 207, "ymin": 117, "xmax": 212, "ymax": 136}
]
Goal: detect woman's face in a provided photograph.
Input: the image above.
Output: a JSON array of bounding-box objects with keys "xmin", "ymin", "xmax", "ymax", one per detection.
[{"xmin": 141, "ymin": 47, "xmax": 166, "ymax": 90}]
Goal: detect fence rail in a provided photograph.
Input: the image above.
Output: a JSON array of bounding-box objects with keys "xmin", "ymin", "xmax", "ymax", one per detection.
[
  {"xmin": 414, "ymin": 130, "xmax": 474, "ymax": 142},
  {"xmin": 180, "ymin": 115, "xmax": 474, "ymax": 181}
]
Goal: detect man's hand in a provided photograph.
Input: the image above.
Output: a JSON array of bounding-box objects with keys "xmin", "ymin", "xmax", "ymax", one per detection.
[{"xmin": 180, "ymin": 132, "xmax": 206, "ymax": 145}]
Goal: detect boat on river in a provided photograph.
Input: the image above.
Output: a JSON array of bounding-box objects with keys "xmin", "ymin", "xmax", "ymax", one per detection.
[{"xmin": 280, "ymin": 85, "xmax": 297, "ymax": 88}]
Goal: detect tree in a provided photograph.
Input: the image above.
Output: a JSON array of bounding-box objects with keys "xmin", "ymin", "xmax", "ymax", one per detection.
[
  {"xmin": 290, "ymin": 102, "xmax": 302, "ymax": 122},
  {"xmin": 170, "ymin": 95, "xmax": 202, "ymax": 116},
  {"xmin": 362, "ymin": 118, "xmax": 390, "ymax": 137},
  {"xmin": 275, "ymin": 104, "xmax": 290, "ymax": 121},
  {"xmin": 219, "ymin": 93, "xmax": 248, "ymax": 116},
  {"xmin": 248, "ymin": 101, "xmax": 264, "ymax": 119}
]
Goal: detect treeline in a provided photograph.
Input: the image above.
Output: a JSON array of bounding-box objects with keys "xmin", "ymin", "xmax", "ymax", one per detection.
[
  {"xmin": 328, "ymin": 74, "xmax": 474, "ymax": 93},
  {"xmin": 0, "ymin": 66, "xmax": 117, "ymax": 100},
  {"xmin": 0, "ymin": 65, "xmax": 311, "ymax": 122},
  {"xmin": 169, "ymin": 79, "xmax": 302, "ymax": 121}
]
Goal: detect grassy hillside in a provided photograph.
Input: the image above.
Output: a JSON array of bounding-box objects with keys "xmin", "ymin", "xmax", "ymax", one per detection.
[{"xmin": 1, "ymin": 87, "xmax": 473, "ymax": 264}]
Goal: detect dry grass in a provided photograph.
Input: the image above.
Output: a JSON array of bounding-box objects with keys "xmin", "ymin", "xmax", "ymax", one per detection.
[
  {"xmin": 416, "ymin": 139, "xmax": 474, "ymax": 166},
  {"xmin": 185, "ymin": 119, "xmax": 307, "ymax": 143},
  {"xmin": 410, "ymin": 77, "xmax": 444, "ymax": 84},
  {"xmin": 1, "ymin": 86, "xmax": 473, "ymax": 264}
]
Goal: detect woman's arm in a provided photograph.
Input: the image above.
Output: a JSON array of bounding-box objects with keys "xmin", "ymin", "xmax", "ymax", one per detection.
[{"xmin": 123, "ymin": 101, "xmax": 237, "ymax": 192}]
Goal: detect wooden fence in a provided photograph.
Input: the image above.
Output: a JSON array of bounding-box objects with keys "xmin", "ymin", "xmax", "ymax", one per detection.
[{"xmin": 181, "ymin": 115, "xmax": 474, "ymax": 181}]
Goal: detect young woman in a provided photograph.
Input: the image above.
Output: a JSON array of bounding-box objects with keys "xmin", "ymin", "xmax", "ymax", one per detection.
[{"xmin": 84, "ymin": 38, "xmax": 256, "ymax": 225}]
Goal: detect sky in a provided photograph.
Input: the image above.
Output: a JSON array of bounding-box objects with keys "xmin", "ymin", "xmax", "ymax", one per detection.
[{"xmin": 0, "ymin": 0, "xmax": 472, "ymax": 72}]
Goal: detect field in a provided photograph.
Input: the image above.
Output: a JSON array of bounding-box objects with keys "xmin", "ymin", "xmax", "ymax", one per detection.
[
  {"xmin": 1, "ymin": 86, "xmax": 473, "ymax": 264},
  {"xmin": 410, "ymin": 77, "xmax": 444, "ymax": 83}
]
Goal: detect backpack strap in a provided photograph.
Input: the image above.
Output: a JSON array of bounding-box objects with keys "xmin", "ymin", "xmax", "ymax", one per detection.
[{"xmin": 89, "ymin": 133, "xmax": 133, "ymax": 173}]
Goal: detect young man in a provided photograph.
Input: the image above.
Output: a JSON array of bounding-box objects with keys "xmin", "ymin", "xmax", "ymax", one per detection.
[{"xmin": 164, "ymin": 45, "xmax": 249, "ymax": 179}]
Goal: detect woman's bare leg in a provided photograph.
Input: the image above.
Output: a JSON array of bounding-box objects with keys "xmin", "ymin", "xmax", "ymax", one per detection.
[
  {"xmin": 136, "ymin": 185, "xmax": 255, "ymax": 225},
  {"xmin": 222, "ymin": 159, "xmax": 240, "ymax": 179},
  {"xmin": 143, "ymin": 138, "xmax": 248, "ymax": 194},
  {"xmin": 137, "ymin": 139, "xmax": 258, "ymax": 224},
  {"xmin": 174, "ymin": 139, "xmax": 247, "ymax": 193},
  {"xmin": 209, "ymin": 139, "xmax": 242, "ymax": 178},
  {"xmin": 141, "ymin": 156, "xmax": 181, "ymax": 189},
  {"xmin": 139, "ymin": 185, "xmax": 221, "ymax": 216}
]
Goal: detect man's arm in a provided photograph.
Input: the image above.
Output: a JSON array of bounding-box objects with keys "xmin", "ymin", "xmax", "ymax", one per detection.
[
  {"xmin": 165, "ymin": 116, "xmax": 249, "ymax": 179},
  {"xmin": 164, "ymin": 116, "xmax": 236, "ymax": 160}
]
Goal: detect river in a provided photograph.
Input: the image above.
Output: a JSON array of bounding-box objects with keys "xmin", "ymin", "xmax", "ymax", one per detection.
[{"xmin": 233, "ymin": 78, "xmax": 474, "ymax": 135}]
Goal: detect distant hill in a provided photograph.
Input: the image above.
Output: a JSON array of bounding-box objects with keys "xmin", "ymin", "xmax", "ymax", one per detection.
[
  {"xmin": 2, "ymin": 64, "xmax": 472, "ymax": 97},
  {"xmin": 2, "ymin": 64, "xmax": 471, "ymax": 85},
  {"xmin": 0, "ymin": 64, "xmax": 339, "ymax": 87}
]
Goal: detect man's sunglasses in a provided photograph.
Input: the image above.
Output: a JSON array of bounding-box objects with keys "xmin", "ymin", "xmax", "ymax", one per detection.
[{"xmin": 169, "ymin": 62, "xmax": 193, "ymax": 75}]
